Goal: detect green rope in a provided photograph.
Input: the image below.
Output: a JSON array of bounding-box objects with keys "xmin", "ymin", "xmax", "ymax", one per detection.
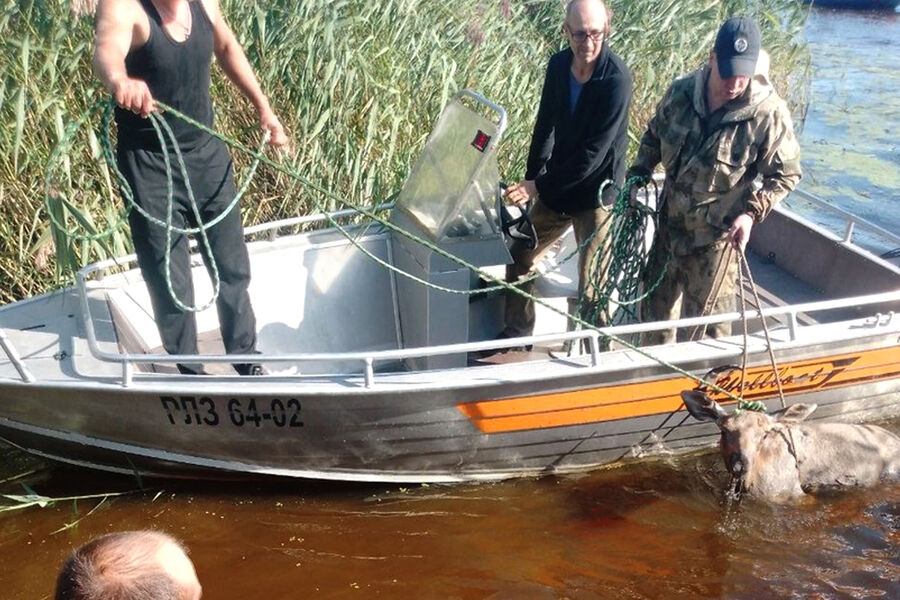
[
  {"xmin": 736, "ymin": 399, "xmax": 767, "ymax": 412},
  {"xmin": 98, "ymin": 102, "xmax": 267, "ymax": 237},
  {"xmin": 44, "ymin": 98, "xmax": 267, "ymax": 312},
  {"xmin": 51, "ymin": 97, "xmax": 753, "ymax": 404},
  {"xmin": 150, "ymin": 110, "xmax": 220, "ymax": 312},
  {"xmin": 577, "ymin": 176, "xmax": 670, "ymax": 337}
]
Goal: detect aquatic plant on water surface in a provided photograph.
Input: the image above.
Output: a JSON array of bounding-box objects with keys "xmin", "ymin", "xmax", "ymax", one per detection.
[{"xmin": 0, "ymin": 0, "xmax": 809, "ymax": 305}]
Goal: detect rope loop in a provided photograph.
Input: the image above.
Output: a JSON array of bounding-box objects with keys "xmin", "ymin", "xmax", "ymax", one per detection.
[
  {"xmin": 45, "ymin": 98, "xmax": 268, "ymax": 312},
  {"xmin": 575, "ymin": 175, "xmax": 666, "ymax": 336}
]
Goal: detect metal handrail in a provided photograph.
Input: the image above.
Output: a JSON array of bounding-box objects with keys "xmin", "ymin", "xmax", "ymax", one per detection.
[
  {"xmin": 789, "ymin": 188, "xmax": 900, "ymax": 249},
  {"xmin": 77, "ymin": 202, "xmax": 396, "ymax": 280},
  {"xmin": 0, "ymin": 328, "xmax": 35, "ymax": 383},
  {"xmin": 74, "ymin": 265, "xmax": 900, "ymax": 388},
  {"xmin": 243, "ymin": 202, "xmax": 395, "ymax": 238},
  {"xmin": 65, "ymin": 176, "xmax": 900, "ymax": 389}
]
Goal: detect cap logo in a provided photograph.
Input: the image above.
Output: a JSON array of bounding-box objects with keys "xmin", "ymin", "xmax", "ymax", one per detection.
[{"xmin": 734, "ymin": 36, "xmax": 748, "ymax": 54}]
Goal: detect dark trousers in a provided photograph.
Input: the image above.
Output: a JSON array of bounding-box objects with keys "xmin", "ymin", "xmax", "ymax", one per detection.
[{"xmin": 117, "ymin": 137, "xmax": 257, "ymax": 358}]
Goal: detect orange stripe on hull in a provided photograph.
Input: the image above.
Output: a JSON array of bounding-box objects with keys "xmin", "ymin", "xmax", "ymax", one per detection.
[{"xmin": 458, "ymin": 346, "xmax": 900, "ymax": 434}]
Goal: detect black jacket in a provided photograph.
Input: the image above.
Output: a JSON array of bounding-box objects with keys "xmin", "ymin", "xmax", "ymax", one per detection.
[{"xmin": 526, "ymin": 45, "xmax": 632, "ymax": 213}]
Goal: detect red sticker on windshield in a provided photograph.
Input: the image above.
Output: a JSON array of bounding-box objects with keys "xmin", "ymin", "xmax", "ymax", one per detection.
[{"xmin": 471, "ymin": 130, "xmax": 491, "ymax": 152}]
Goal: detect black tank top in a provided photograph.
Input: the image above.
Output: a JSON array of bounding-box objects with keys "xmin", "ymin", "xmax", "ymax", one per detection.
[{"xmin": 115, "ymin": 0, "xmax": 215, "ymax": 150}]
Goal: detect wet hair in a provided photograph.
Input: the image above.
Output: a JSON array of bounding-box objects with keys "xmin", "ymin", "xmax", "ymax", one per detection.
[{"xmin": 54, "ymin": 531, "xmax": 189, "ymax": 600}]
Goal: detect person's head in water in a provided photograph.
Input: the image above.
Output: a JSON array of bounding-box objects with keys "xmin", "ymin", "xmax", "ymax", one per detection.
[{"xmin": 55, "ymin": 531, "xmax": 202, "ymax": 600}]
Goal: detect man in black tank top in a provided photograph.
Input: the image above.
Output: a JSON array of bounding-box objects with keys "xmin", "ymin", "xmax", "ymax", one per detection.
[{"xmin": 93, "ymin": 0, "xmax": 287, "ymax": 375}]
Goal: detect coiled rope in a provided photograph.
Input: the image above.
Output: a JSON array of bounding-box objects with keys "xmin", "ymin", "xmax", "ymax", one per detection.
[{"xmin": 578, "ymin": 177, "xmax": 668, "ymax": 336}]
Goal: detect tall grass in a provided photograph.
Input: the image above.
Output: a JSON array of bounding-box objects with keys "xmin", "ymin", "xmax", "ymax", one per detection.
[{"xmin": 0, "ymin": 0, "xmax": 809, "ymax": 305}]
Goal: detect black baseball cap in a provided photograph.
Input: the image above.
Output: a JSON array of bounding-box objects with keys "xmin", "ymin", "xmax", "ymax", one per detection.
[{"xmin": 714, "ymin": 17, "xmax": 761, "ymax": 79}]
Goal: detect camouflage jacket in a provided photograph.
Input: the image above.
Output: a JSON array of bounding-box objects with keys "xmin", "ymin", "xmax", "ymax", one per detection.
[{"xmin": 629, "ymin": 65, "xmax": 802, "ymax": 254}]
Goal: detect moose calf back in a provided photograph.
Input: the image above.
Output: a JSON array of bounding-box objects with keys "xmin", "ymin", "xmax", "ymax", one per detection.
[{"xmin": 791, "ymin": 422, "xmax": 900, "ymax": 493}]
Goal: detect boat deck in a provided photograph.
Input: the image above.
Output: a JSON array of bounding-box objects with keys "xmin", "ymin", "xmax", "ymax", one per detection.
[
  {"xmin": 130, "ymin": 244, "xmax": 858, "ymax": 373},
  {"xmin": 3, "ymin": 196, "xmax": 900, "ymax": 385}
]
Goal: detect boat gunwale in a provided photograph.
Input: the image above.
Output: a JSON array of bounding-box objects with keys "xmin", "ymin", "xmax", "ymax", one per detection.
[
  {"xmin": 2, "ymin": 190, "xmax": 899, "ymax": 387},
  {"xmin": 1, "ymin": 302, "xmax": 897, "ymax": 396},
  {"xmin": 65, "ymin": 287, "xmax": 900, "ymax": 385},
  {"xmin": 789, "ymin": 188, "xmax": 900, "ymax": 255}
]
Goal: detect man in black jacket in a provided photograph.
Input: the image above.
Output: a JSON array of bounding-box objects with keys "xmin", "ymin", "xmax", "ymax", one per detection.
[{"xmin": 500, "ymin": 0, "xmax": 632, "ymax": 346}]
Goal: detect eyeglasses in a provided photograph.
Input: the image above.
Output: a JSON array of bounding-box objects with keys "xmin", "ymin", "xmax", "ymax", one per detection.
[{"xmin": 566, "ymin": 27, "xmax": 605, "ymax": 45}]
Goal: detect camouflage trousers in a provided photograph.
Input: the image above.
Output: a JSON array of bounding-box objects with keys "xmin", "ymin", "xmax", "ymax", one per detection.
[
  {"xmin": 504, "ymin": 200, "xmax": 612, "ymax": 337},
  {"xmin": 640, "ymin": 235, "xmax": 738, "ymax": 346}
]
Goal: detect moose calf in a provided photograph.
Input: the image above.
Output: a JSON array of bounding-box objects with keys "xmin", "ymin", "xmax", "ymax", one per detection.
[{"xmin": 681, "ymin": 390, "xmax": 900, "ymax": 501}]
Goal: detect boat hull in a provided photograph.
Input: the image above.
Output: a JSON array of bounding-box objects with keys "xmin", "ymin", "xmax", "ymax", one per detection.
[
  {"xmin": 2, "ymin": 334, "xmax": 898, "ymax": 482},
  {"xmin": 5, "ymin": 90, "xmax": 898, "ymax": 484}
]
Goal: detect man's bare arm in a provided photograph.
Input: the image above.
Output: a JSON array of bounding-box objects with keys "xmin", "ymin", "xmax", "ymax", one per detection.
[
  {"xmin": 203, "ymin": 0, "xmax": 287, "ymax": 146},
  {"xmin": 93, "ymin": 0, "xmax": 154, "ymax": 116}
]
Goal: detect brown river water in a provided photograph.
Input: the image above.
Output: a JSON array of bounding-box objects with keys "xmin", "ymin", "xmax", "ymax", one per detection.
[
  {"xmin": 2, "ymin": 446, "xmax": 899, "ymax": 599},
  {"xmin": 2, "ymin": 7, "xmax": 899, "ymax": 600}
]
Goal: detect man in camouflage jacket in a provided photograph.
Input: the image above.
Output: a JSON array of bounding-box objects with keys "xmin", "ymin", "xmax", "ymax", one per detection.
[{"xmin": 628, "ymin": 17, "xmax": 801, "ymax": 345}]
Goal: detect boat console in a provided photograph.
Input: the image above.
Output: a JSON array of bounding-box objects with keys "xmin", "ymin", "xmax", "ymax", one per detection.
[{"xmin": 389, "ymin": 91, "xmax": 512, "ymax": 369}]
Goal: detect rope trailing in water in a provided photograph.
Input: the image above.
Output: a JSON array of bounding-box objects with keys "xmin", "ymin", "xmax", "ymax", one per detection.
[{"xmin": 50, "ymin": 98, "xmax": 765, "ymax": 404}]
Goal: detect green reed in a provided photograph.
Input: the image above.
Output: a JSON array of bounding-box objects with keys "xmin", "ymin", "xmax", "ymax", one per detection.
[{"xmin": 0, "ymin": 0, "xmax": 809, "ymax": 304}]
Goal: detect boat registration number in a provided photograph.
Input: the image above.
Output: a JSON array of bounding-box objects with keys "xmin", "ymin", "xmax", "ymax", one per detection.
[{"xmin": 159, "ymin": 396, "xmax": 303, "ymax": 428}]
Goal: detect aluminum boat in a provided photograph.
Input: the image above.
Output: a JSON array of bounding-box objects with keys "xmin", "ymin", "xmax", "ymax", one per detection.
[{"xmin": 1, "ymin": 91, "xmax": 898, "ymax": 482}]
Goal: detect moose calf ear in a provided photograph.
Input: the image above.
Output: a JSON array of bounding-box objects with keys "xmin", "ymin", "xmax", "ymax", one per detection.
[
  {"xmin": 681, "ymin": 390, "xmax": 727, "ymax": 422},
  {"xmin": 777, "ymin": 403, "xmax": 817, "ymax": 423}
]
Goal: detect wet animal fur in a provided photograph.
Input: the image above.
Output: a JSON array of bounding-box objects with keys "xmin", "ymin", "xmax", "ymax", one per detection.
[{"xmin": 681, "ymin": 390, "xmax": 900, "ymax": 501}]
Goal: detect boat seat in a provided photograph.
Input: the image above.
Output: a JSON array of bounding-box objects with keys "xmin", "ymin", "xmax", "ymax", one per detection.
[{"xmin": 105, "ymin": 291, "xmax": 162, "ymax": 373}]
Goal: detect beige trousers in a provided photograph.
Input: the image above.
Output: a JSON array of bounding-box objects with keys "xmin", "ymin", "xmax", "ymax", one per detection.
[{"xmin": 503, "ymin": 200, "xmax": 612, "ymax": 337}]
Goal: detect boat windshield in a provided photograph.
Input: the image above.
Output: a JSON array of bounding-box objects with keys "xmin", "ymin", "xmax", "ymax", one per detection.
[{"xmin": 394, "ymin": 95, "xmax": 503, "ymax": 241}]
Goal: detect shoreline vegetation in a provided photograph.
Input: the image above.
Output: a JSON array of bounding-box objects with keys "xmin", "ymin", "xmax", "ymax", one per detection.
[{"xmin": 0, "ymin": 0, "xmax": 809, "ymax": 305}]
